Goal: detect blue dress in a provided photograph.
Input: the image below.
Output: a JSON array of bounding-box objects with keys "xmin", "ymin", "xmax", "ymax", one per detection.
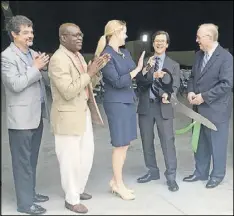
[{"xmin": 101, "ymin": 45, "xmax": 137, "ymax": 147}]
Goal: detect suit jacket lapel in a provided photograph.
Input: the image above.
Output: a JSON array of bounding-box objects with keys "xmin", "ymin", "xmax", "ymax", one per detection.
[
  {"xmin": 10, "ymin": 42, "xmax": 30, "ymax": 65},
  {"xmin": 194, "ymin": 52, "xmax": 203, "ymax": 84},
  {"xmin": 162, "ymin": 56, "xmax": 170, "ymax": 68},
  {"xmin": 197, "ymin": 45, "xmax": 220, "ymax": 81},
  {"xmin": 197, "ymin": 54, "xmax": 203, "ymax": 73}
]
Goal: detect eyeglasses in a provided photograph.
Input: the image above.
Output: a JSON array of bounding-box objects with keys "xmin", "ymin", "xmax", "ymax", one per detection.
[
  {"xmin": 63, "ymin": 32, "xmax": 84, "ymax": 38},
  {"xmin": 154, "ymin": 40, "xmax": 167, "ymax": 43},
  {"xmin": 196, "ymin": 35, "xmax": 210, "ymax": 40}
]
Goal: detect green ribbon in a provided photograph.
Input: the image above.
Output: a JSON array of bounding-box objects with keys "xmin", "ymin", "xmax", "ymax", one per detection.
[{"xmin": 175, "ymin": 121, "xmax": 201, "ymax": 153}]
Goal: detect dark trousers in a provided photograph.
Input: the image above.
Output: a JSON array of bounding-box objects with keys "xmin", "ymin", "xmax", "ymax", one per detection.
[
  {"xmin": 8, "ymin": 117, "xmax": 43, "ymax": 210},
  {"xmin": 194, "ymin": 121, "xmax": 229, "ymax": 180},
  {"xmin": 138, "ymin": 101, "xmax": 177, "ymax": 181}
]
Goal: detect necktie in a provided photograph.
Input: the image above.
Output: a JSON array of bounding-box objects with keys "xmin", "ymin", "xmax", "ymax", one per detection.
[
  {"xmin": 149, "ymin": 57, "xmax": 160, "ymax": 99},
  {"xmin": 154, "ymin": 57, "xmax": 160, "ymax": 72},
  {"xmin": 201, "ymin": 52, "xmax": 209, "ymax": 72}
]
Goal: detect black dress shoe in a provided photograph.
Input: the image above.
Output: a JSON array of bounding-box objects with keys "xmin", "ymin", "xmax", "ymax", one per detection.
[
  {"xmin": 206, "ymin": 178, "xmax": 222, "ymax": 189},
  {"xmin": 80, "ymin": 192, "xmax": 92, "ymax": 200},
  {"xmin": 167, "ymin": 180, "xmax": 179, "ymax": 192},
  {"xmin": 17, "ymin": 204, "xmax": 46, "ymax": 215},
  {"xmin": 183, "ymin": 174, "xmax": 208, "ymax": 182},
  {"xmin": 137, "ymin": 173, "xmax": 160, "ymax": 183},
  {"xmin": 34, "ymin": 194, "xmax": 49, "ymax": 203}
]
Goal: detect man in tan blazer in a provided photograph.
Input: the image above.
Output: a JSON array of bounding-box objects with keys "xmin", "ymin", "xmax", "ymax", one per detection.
[{"xmin": 48, "ymin": 23, "xmax": 110, "ymax": 214}]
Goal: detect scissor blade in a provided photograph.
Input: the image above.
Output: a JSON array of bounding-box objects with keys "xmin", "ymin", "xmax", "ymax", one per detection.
[{"xmin": 171, "ymin": 96, "xmax": 217, "ymax": 131}]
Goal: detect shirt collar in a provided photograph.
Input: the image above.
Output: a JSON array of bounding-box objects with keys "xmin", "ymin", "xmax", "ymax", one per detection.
[
  {"xmin": 60, "ymin": 44, "xmax": 80, "ymax": 57},
  {"xmin": 13, "ymin": 42, "xmax": 30, "ymax": 55},
  {"xmin": 154, "ymin": 52, "xmax": 166, "ymax": 62},
  {"xmin": 24, "ymin": 49, "xmax": 30, "ymax": 55}
]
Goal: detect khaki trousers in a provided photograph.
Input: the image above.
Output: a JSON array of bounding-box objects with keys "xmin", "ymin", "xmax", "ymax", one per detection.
[{"xmin": 55, "ymin": 108, "xmax": 94, "ymax": 205}]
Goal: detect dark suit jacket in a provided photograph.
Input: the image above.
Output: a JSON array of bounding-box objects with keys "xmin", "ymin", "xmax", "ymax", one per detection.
[
  {"xmin": 101, "ymin": 45, "xmax": 136, "ymax": 103},
  {"xmin": 136, "ymin": 55, "xmax": 180, "ymax": 119},
  {"xmin": 187, "ymin": 45, "xmax": 233, "ymax": 123}
]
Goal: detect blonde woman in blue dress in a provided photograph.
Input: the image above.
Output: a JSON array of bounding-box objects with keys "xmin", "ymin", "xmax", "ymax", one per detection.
[{"xmin": 95, "ymin": 20, "xmax": 145, "ymax": 200}]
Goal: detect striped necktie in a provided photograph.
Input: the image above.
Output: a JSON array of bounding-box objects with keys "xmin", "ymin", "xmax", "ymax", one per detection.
[
  {"xmin": 149, "ymin": 57, "xmax": 160, "ymax": 99},
  {"xmin": 154, "ymin": 57, "xmax": 160, "ymax": 72},
  {"xmin": 201, "ymin": 52, "xmax": 209, "ymax": 72}
]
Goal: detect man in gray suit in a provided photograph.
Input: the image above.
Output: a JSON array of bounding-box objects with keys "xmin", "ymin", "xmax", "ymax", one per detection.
[
  {"xmin": 183, "ymin": 23, "xmax": 233, "ymax": 188},
  {"xmin": 1, "ymin": 15, "xmax": 50, "ymax": 214},
  {"xmin": 136, "ymin": 31, "xmax": 180, "ymax": 192}
]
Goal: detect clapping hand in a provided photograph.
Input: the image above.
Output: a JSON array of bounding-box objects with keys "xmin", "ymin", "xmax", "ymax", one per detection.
[
  {"xmin": 33, "ymin": 52, "xmax": 50, "ymax": 70},
  {"xmin": 87, "ymin": 54, "xmax": 111, "ymax": 77},
  {"xmin": 136, "ymin": 51, "xmax": 146, "ymax": 72}
]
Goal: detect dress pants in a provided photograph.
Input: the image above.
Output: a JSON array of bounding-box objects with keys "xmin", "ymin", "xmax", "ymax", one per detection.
[
  {"xmin": 8, "ymin": 117, "xmax": 43, "ymax": 210},
  {"xmin": 55, "ymin": 108, "xmax": 94, "ymax": 205},
  {"xmin": 194, "ymin": 121, "xmax": 230, "ymax": 180},
  {"xmin": 138, "ymin": 100, "xmax": 177, "ymax": 181}
]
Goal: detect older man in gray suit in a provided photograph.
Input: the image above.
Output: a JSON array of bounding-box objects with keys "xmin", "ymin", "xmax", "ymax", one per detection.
[
  {"xmin": 136, "ymin": 31, "xmax": 180, "ymax": 192},
  {"xmin": 1, "ymin": 15, "xmax": 50, "ymax": 214},
  {"xmin": 183, "ymin": 23, "xmax": 233, "ymax": 188}
]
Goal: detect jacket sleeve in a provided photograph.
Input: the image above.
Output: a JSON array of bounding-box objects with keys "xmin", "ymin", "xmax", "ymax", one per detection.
[
  {"xmin": 101, "ymin": 56, "xmax": 132, "ymax": 89},
  {"xmin": 1, "ymin": 54, "xmax": 42, "ymax": 93},
  {"xmin": 91, "ymin": 72, "xmax": 102, "ymax": 88},
  {"xmin": 135, "ymin": 57, "xmax": 153, "ymax": 86},
  {"xmin": 201, "ymin": 53, "xmax": 233, "ymax": 104},
  {"xmin": 48, "ymin": 55, "xmax": 91, "ymax": 101},
  {"xmin": 39, "ymin": 66, "xmax": 50, "ymax": 87}
]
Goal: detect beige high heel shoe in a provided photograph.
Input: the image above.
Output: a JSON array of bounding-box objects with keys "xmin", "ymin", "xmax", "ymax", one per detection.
[
  {"xmin": 111, "ymin": 184, "xmax": 135, "ymax": 200},
  {"xmin": 109, "ymin": 179, "xmax": 134, "ymax": 194}
]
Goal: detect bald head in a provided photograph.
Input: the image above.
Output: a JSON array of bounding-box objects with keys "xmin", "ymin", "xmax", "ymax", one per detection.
[
  {"xmin": 198, "ymin": 23, "xmax": 219, "ymax": 41},
  {"xmin": 59, "ymin": 23, "xmax": 83, "ymax": 53},
  {"xmin": 59, "ymin": 23, "xmax": 79, "ymax": 37}
]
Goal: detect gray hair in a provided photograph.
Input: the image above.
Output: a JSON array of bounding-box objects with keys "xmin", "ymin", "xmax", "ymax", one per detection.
[
  {"xmin": 198, "ymin": 23, "xmax": 219, "ymax": 41},
  {"xmin": 6, "ymin": 15, "xmax": 33, "ymax": 41}
]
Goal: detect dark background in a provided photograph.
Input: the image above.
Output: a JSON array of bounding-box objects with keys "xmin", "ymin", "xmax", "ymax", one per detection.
[{"xmin": 1, "ymin": 1, "xmax": 233, "ymax": 54}]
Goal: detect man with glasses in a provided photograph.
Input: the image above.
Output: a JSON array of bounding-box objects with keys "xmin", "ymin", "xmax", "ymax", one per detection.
[
  {"xmin": 48, "ymin": 23, "xmax": 110, "ymax": 213},
  {"xmin": 1, "ymin": 15, "xmax": 50, "ymax": 215},
  {"xmin": 184, "ymin": 23, "xmax": 233, "ymax": 189},
  {"xmin": 136, "ymin": 31, "xmax": 180, "ymax": 192}
]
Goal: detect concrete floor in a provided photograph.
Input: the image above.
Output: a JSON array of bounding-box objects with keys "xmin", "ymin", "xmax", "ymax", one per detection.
[{"xmin": 1, "ymin": 90, "xmax": 233, "ymax": 215}]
